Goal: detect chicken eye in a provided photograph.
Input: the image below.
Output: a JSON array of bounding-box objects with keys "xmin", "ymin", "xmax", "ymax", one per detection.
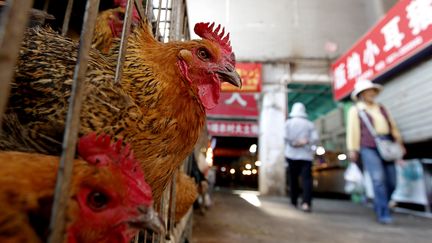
[
  {"xmin": 87, "ymin": 191, "xmax": 109, "ymax": 211},
  {"xmin": 197, "ymin": 48, "xmax": 211, "ymax": 61}
]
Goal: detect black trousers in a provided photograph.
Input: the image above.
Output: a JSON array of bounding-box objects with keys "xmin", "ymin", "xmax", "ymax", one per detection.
[{"xmin": 286, "ymin": 158, "xmax": 313, "ymax": 206}]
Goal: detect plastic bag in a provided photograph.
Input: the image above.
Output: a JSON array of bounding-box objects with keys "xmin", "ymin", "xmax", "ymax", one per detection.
[{"xmin": 344, "ymin": 162, "xmax": 364, "ymax": 194}]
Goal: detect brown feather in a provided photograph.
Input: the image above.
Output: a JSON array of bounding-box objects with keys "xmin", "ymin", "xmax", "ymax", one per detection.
[{"xmin": 1, "ymin": 17, "xmax": 237, "ymax": 219}]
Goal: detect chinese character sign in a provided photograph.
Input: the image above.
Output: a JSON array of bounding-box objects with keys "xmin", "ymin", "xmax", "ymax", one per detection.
[
  {"xmin": 331, "ymin": 0, "xmax": 432, "ymax": 100},
  {"xmin": 222, "ymin": 63, "xmax": 262, "ymax": 92},
  {"xmin": 206, "ymin": 93, "xmax": 259, "ymax": 119},
  {"xmin": 207, "ymin": 120, "xmax": 259, "ymax": 137}
]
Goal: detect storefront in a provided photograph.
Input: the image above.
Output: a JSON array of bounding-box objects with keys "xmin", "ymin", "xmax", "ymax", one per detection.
[
  {"xmin": 331, "ymin": 0, "xmax": 432, "ymax": 210},
  {"xmin": 206, "ymin": 63, "xmax": 262, "ymax": 189},
  {"xmin": 331, "ymin": 0, "xmax": 432, "ymax": 149}
]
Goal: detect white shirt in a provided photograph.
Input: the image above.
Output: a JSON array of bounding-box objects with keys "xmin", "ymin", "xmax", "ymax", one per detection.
[{"xmin": 284, "ymin": 117, "xmax": 319, "ymax": 161}]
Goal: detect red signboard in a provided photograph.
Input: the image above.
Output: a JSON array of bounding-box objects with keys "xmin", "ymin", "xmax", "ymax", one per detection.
[
  {"xmin": 206, "ymin": 93, "xmax": 259, "ymax": 119},
  {"xmin": 222, "ymin": 63, "xmax": 262, "ymax": 92},
  {"xmin": 207, "ymin": 120, "xmax": 259, "ymax": 137},
  {"xmin": 332, "ymin": 0, "xmax": 432, "ymax": 100}
]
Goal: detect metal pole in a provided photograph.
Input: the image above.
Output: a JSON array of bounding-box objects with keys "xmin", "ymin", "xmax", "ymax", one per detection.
[
  {"xmin": 61, "ymin": 0, "xmax": 74, "ymax": 36},
  {"xmin": 157, "ymin": 188, "xmax": 166, "ymax": 243},
  {"xmin": 145, "ymin": 0, "xmax": 153, "ymax": 21},
  {"xmin": 134, "ymin": 0, "xmax": 146, "ymax": 21},
  {"xmin": 169, "ymin": 0, "xmax": 180, "ymax": 41},
  {"xmin": 155, "ymin": 0, "xmax": 162, "ymax": 40},
  {"xmin": 167, "ymin": 170, "xmax": 177, "ymax": 240},
  {"xmin": 43, "ymin": 0, "xmax": 51, "ymax": 11},
  {"xmin": 47, "ymin": 0, "xmax": 100, "ymax": 242},
  {"xmin": 183, "ymin": 0, "xmax": 189, "ymax": 39},
  {"xmin": 41, "ymin": 0, "xmax": 51, "ymax": 25},
  {"xmin": 114, "ymin": 0, "xmax": 134, "ymax": 84},
  {"xmin": 161, "ymin": 0, "xmax": 169, "ymax": 42},
  {"xmin": 134, "ymin": 233, "xmax": 140, "ymax": 243},
  {"xmin": 0, "ymin": 0, "xmax": 33, "ymax": 129}
]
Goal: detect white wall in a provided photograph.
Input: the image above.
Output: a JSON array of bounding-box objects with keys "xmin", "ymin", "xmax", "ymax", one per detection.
[
  {"xmin": 187, "ymin": 0, "xmax": 371, "ymax": 61},
  {"xmin": 186, "ymin": 0, "xmax": 395, "ymax": 195}
]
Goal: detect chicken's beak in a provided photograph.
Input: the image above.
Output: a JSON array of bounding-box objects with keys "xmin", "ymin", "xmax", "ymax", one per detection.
[
  {"xmin": 129, "ymin": 206, "xmax": 165, "ymax": 234},
  {"xmin": 216, "ymin": 64, "xmax": 242, "ymax": 88}
]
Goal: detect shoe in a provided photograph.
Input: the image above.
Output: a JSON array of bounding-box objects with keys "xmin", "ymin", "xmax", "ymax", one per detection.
[
  {"xmin": 301, "ymin": 203, "xmax": 311, "ymax": 213},
  {"xmin": 388, "ymin": 200, "xmax": 397, "ymax": 209},
  {"xmin": 378, "ymin": 217, "xmax": 393, "ymax": 225}
]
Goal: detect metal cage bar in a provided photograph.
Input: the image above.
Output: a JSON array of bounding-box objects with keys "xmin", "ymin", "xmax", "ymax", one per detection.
[
  {"xmin": 161, "ymin": 0, "xmax": 170, "ymax": 41},
  {"xmin": 168, "ymin": 0, "xmax": 177, "ymax": 41},
  {"xmin": 47, "ymin": 0, "xmax": 100, "ymax": 242},
  {"xmin": 155, "ymin": 0, "xmax": 163, "ymax": 40},
  {"xmin": 145, "ymin": 0, "xmax": 153, "ymax": 20},
  {"xmin": 167, "ymin": 170, "xmax": 178, "ymax": 240},
  {"xmin": 134, "ymin": 0, "xmax": 146, "ymax": 21},
  {"xmin": 61, "ymin": 0, "xmax": 74, "ymax": 36},
  {"xmin": 0, "ymin": 0, "xmax": 193, "ymax": 242},
  {"xmin": 114, "ymin": 0, "xmax": 135, "ymax": 84},
  {"xmin": 41, "ymin": 0, "xmax": 51, "ymax": 25},
  {"xmin": 0, "ymin": 0, "xmax": 34, "ymax": 129}
]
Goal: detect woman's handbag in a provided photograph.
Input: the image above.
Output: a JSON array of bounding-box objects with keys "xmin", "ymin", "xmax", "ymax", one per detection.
[{"xmin": 358, "ymin": 108, "xmax": 404, "ymax": 161}]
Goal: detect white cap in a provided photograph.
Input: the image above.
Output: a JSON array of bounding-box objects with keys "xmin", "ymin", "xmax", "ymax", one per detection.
[
  {"xmin": 289, "ymin": 102, "xmax": 307, "ymax": 118},
  {"xmin": 351, "ymin": 79, "xmax": 382, "ymax": 101}
]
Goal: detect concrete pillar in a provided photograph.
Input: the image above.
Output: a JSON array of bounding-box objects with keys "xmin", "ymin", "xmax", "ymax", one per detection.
[{"xmin": 258, "ymin": 64, "xmax": 289, "ymax": 196}]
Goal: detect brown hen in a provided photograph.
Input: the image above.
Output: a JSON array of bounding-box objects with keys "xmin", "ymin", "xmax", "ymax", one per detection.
[
  {"xmin": 0, "ymin": 21, "xmax": 241, "ymax": 216},
  {"xmin": 0, "ymin": 133, "xmax": 162, "ymax": 243}
]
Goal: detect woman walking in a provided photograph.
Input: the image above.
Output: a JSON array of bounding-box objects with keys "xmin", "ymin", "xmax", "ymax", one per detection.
[
  {"xmin": 284, "ymin": 102, "xmax": 319, "ymax": 212},
  {"xmin": 347, "ymin": 80, "xmax": 405, "ymax": 224}
]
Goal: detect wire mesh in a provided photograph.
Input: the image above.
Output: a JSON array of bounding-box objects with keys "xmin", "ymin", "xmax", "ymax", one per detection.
[
  {"xmin": 0, "ymin": 0, "xmax": 192, "ymax": 242},
  {"xmin": 0, "ymin": 0, "xmax": 34, "ymax": 129},
  {"xmin": 47, "ymin": 0, "xmax": 101, "ymax": 242},
  {"xmin": 114, "ymin": 0, "xmax": 135, "ymax": 84},
  {"xmin": 61, "ymin": 0, "xmax": 74, "ymax": 36}
]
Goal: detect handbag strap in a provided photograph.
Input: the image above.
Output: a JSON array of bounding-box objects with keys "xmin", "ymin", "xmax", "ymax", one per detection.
[{"xmin": 357, "ymin": 107, "xmax": 378, "ymax": 138}]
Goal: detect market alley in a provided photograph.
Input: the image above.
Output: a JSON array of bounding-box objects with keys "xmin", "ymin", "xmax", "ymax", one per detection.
[{"xmin": 192, "ymin": 190, "xmax": 432, "ymax": 243}]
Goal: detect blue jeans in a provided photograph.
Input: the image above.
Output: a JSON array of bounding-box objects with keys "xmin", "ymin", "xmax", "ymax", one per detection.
[{"xmin": 360, "ymin": 147, "xmax": 396, "ymax": 220}]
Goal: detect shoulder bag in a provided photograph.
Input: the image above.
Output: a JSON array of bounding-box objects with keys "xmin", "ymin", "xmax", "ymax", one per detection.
[{"xmin": 357, "ymin": 108, "xmax": 404, "ymax": 162}]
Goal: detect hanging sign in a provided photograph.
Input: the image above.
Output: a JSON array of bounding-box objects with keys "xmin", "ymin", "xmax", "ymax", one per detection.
[
  {"xmin": 207, "ymin": 120, "xmax": 259, "ymax": 137},
  {"xmin": 332, "ymin": 0, "xmax": 432, "ymax": 100},
  {"xmin": 222, "ymin": 63, "xmax": 262, "ymax": 92},
  {"xmin": 207, "ymin": 93, "xmax": 259, "ymax": 119}
]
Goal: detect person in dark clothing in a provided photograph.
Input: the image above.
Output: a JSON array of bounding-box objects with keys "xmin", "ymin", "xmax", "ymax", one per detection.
[{"xmin": 284, "ymin": 102, "xmax": 319, "ymax": 212}]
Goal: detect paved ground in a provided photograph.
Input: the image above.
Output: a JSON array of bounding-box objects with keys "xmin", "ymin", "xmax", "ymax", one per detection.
[{"xmin": 191, "ymin": 190, "xmax": 432, "ymax": 243}]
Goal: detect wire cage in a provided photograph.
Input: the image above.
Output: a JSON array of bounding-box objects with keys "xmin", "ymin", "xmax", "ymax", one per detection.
[{"xmin": 0, "ymin": 0, "xmax": 193, "ymax": 242}]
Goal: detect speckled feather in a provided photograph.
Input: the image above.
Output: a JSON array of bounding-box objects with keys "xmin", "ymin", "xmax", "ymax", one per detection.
[{"xmin": 1, "ymin": 24, "xmax": 206, "ymax": 202}]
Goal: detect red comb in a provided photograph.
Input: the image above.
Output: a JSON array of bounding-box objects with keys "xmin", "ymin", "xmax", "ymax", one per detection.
[
  {"xmin": 77, "ymin": 133, "xmax": 136, "ymax": 169},
  {"xmin": 78, "ymin": 134, "xmax": 152, "ymax": 204},
  {"xmin": 194, "ymin": 22, "xmax": 232, "ymax": 53}
]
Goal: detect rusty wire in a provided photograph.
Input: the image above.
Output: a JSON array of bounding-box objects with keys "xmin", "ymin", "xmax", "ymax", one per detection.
[
  {"xmin": 47, "ymin": 0, "xmax": 101, "ymax": 242},
  {"xmin": 0, "ymin": 0, "xmax": 34, "ymax": 129}
]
